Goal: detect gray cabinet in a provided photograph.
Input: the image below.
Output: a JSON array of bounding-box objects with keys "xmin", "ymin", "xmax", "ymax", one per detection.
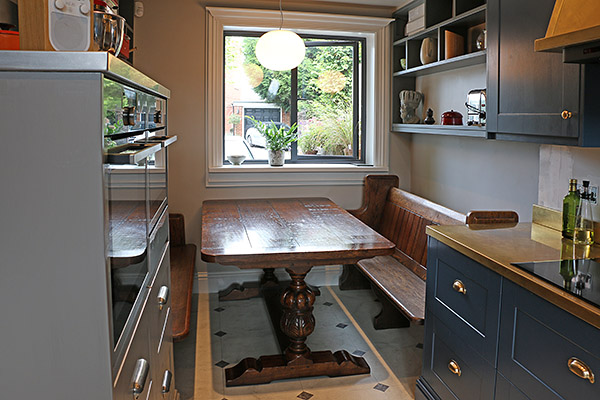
[
  {"xmin": 419, "ymin": 238, "xmax": 600, "ymax": 399},
  {"xmin": 0, "ymin": 54, "xmax": 175, "ymax": 400},
  {"xmin": 487, "ymin": 0, "xmax": 600, "ymax": 146}
]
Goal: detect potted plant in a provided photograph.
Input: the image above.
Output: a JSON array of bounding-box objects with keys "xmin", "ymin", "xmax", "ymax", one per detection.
[{"xmin": 245, "ymin": 116, "xmax": 298, "ymax": 166}]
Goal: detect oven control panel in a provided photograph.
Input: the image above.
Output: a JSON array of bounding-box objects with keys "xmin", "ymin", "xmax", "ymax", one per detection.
[{"xmin": 48, "ymin": 0, "xmax": 91, "ymax": 51}]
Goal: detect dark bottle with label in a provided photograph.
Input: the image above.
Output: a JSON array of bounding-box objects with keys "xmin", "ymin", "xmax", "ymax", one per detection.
[{"xmin": 562, "ymin": 179, "xmax": 580, "ymax": 239}]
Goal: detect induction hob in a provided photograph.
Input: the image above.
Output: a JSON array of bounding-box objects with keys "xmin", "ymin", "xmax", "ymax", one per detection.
[{"xmin": 512, "ymin": 259, "xmax": 600, "ymax": 308}]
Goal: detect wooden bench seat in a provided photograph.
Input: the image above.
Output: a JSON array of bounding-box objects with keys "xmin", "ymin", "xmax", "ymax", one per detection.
[
  {"xmin": 342, "ymin": 175, "xmax": 518, "ymax": 330},
  {"xmin": 169, "ymin": 213, "xmax": 197, "ymax": 342},
  {"xmin": 358, "ymin": 254, "xmax": 426, "ymax": 322}
]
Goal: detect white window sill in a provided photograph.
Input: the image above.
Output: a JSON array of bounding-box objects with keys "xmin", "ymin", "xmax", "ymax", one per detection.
[{"xmin": 206, "ymin": 163, "xmax": 389, "ymax": 187}]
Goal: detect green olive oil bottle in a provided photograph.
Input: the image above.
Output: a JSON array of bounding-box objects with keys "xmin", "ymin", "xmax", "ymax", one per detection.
[{"xmin": 562, "ymin": 179, "xmax": 580, "ymax": 239}]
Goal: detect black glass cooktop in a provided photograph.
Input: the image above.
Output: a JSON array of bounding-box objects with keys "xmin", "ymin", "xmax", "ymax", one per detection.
[{"xmin": 512, "ymin": 259, "xmax": 600, "ymax": 308}]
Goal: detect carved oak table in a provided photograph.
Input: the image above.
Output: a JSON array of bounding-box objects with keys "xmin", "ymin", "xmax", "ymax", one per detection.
[{"xmin": 200, "ymin": 198, "xmax": 395, "ymax": 386}]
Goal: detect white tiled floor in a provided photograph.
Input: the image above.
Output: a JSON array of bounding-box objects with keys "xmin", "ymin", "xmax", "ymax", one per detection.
[{"xmin": 175, "ymin": 286, "xmax": 423, "ymax": 400}]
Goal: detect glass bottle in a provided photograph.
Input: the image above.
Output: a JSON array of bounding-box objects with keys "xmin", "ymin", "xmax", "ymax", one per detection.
[
  {"xmin": 573, "ymin": 180, "xmax": 595, "ymax": 245},
  {"xmin": 562, "ymin": 179, "xmax": 580, "ymax": 239},
  {"xmin": 559, "ymin": 239, "xmax": 576, "ymax": 291}
]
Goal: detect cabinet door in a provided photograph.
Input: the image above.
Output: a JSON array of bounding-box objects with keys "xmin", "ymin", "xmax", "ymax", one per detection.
[
  {"xmin": 498, "ymin": 280, "xmax": 600, "ymax": 400},
  {"xmin": 487, "ymin": 0, "xmax": 581, "ymax": 144}
]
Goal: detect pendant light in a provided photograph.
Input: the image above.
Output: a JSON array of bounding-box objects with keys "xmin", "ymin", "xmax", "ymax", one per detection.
[{"xmin": 255, "ymin": 0, "xmax": 306, "ymax": 71}]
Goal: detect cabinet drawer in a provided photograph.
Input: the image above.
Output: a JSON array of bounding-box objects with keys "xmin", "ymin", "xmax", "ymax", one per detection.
[
  {"xmin": 149, "ymin": 243, "xmax": 171, "ymax": 351},
  {"xmin": 498, "ymin": 280, "xmax": 600, "ymax": 400},
  {"xmin": 427, "ymin": 239, "xmax": 502, "ymax": 362},
  {"xmin": 113, "ymin": 307, "xmax": 152, "ymax": 400},
  {"xmin": 495, "ymin": 372, "xmax": 530, "ymax": 400},
  {"xmin": 422, "ymin": 313, "xmax": 496, "ymax": 400},
  {"xmin": 155, "ymin": 325, "xmax": 175, "ymax": 400}
]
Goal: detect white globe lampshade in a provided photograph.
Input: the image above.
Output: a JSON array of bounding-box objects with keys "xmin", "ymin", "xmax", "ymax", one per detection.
[{"xmin": 255, "ymin": 30, "xmax": 306, "ymax": 71}]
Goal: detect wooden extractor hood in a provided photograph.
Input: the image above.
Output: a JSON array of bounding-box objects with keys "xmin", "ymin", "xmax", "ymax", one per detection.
[{"xmin": 534, "ymin": 0, "xmax": 600, "ymax": 63}]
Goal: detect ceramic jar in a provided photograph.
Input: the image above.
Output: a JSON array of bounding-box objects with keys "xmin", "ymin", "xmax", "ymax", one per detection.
[{"xmin": 420, "ymin": 37, "xmax": 437, "ymax": 65}]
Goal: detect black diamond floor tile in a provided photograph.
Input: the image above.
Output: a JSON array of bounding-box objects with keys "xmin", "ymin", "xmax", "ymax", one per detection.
[
  {"xmin": 214, "ymin": 331, "xmax": 227, "ymax": 337},
  {"xmin": 373, "ymin": 383, "xmax": 389, "ymax": 392},
  {"xmin": 215, "ymin": 360, "xmax": 229, "ymax": 368},
  {"xmin": 297, "ymin": 391, "xmax": 314, "ymax": 399},
  {"xmin": 352, "ymin": 350, "xmax": 366, "ymax": 357},
  {"xmin": 336, "ymin": 323, "xmax": 348, "ymax": 329},
  {"xmin": 214, "ymin": 307, "xmax": 225, "ymax": 312},
  {"xmin": 323, "ymin": 301, "xmax": 333, "ymax": 306}
]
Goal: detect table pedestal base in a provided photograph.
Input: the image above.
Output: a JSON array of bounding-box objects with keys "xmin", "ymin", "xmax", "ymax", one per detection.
[{"xmin": 225, "ymin": 350, "xmax": 370, "ymax": 386}]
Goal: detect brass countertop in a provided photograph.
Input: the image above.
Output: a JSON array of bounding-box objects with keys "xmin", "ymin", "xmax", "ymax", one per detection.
[{"xmin": 426, "ymin": 222, "xmax": 600, "ymax": 329}]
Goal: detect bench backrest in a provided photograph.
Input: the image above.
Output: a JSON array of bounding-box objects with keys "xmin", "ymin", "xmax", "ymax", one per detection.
[{"xmin": 378, "ymin": 188, "xmax": 465, "ymax": 278}]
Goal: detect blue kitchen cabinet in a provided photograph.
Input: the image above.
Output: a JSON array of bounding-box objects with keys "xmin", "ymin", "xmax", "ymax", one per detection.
[{"xmin": 418, "ymin": 238, "xmax": 600, "ymax": 399}]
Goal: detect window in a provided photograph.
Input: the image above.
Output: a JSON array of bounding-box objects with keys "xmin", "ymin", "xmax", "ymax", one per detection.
[
  {"xmin": 224, "ymin": 33, "xmax": 366, "ymax": 164},
  {"xmin": 206, "ymin": 7, "xmax": 392, "ymax": 187}
]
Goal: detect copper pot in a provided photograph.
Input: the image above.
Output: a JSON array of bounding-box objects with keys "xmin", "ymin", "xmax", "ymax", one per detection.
[{"xmin": 441, "ymin": 110, "xmax": 463, "ymax": 125}]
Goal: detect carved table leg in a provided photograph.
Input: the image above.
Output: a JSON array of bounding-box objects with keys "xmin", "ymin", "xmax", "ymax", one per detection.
[{"xmin": 225, "ymin": 267, "xmax": 370, "ymax": 386}]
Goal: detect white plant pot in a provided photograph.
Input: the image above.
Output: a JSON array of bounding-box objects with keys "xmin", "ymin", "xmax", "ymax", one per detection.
[{"xmin": 268, "ymin": 149, "xmax": 285, "ymax": 166}]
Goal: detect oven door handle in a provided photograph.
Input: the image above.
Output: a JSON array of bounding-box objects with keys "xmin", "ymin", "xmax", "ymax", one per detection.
[{"xmin": 149, "ymin": 208, "xmax": 168, "ymax": 243}]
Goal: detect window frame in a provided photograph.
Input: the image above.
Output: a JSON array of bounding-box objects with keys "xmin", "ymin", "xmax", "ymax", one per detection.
[
  {"xmin": 223, "ymin": 31, "xmax": 367, "ymax": 164},
  {"xmin": 206, "ymin": 7, "xmax": 393, "ymax": 187}
]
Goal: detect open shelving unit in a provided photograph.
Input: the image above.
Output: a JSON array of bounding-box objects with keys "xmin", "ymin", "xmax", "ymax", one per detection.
[{"xmin": 392, "ymin": 0, "xmax": 488, "ymax": 137}]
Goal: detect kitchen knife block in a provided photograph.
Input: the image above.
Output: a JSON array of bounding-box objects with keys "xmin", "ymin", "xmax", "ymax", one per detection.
[{"xmin": 18, "ymin": 0, "xmax": 93, "ymax": 51}]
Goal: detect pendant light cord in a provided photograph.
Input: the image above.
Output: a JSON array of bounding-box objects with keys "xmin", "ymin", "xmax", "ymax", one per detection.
[{"xmin": 279, "ymin": 0, "xmax": 283, "ymax": 30}]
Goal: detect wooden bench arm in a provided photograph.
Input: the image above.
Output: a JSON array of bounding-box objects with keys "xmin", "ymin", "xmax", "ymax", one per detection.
[
  {"xmin": 466, "ymin": 211, "xmax": 519, "ymax": 225},
  {"xmin": 348, "ymin": 174, "xmax": 399, "ymax": 230}
]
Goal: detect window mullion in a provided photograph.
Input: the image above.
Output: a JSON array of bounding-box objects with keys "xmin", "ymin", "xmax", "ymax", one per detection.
[
  {"xmin": 352, "ymin": 41, "xmax": 359, "ymax": 161},
  {"xmin": 291, "ymin": 67, "xmax": 299, "ymax": 161}
]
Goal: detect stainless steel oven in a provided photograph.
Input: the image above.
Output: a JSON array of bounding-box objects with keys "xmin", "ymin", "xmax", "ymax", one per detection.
[{"xmin": 103, "ymin": 77, "xmax": 175, "ymax": 375}]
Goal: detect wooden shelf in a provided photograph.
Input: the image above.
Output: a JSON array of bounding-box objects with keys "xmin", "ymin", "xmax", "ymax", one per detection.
[
  {"xmin": 391, "ymin": 123, "xmax": 487, "ymax": 138},
  {"xmin": 393, "ymin": 50, "xmax": 486, "ymax": 77},
  {"xmin": 393, "ymin": 4, "xmax": 487, "ymax": 46}
]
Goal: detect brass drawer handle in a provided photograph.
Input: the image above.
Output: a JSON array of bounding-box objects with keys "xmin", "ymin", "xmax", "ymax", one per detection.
[
  {"xmin": 448, "ymin": 359, "xmax": 462, "ymax": 376},
  {"xmin": 561, "ymin": 110, "xmax": 573, "ymax": 119},
  {"xmin": 568, "ymin": 357, "xmax": 595, "ymax": 383},
  {"xmin": 453, "ymin": 279, "xmax": 467, "ymax": 295}
]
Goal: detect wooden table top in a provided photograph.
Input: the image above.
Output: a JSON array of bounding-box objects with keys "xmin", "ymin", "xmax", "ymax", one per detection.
[
  {"xmin": 201, "ymin": 198, "xmax": 396, "ymax": 268},
  {"xmin": 427, "ymin": 222, "xmax": 600, "ymax": 329}
]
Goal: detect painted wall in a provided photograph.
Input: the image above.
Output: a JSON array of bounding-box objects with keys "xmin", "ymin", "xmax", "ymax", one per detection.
[{"xmin": 406, "ymin": 65, "xmax": 541, "ymax": 222}]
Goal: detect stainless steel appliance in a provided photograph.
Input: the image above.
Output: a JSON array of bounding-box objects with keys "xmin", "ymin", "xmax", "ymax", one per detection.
[
  {"xmin": 103, "ymin": 76, "xmax": 177, "ymax": 399},
  {"xmin": 465, "ymin": 89, "xmax": 486, "ymax": 126},
  {"xmin": 0, "ymin": 51, "xmax": 176, "ymax": 400}
]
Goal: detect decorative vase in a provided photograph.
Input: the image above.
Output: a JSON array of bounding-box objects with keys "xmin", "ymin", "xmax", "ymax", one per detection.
[
  {"xmin": 268, "ymin": 149, "xmax": 285, "ymax": 166},
  {"xmin": 420, "ymin": 37, "xmax": 437, "ymax": 65}
]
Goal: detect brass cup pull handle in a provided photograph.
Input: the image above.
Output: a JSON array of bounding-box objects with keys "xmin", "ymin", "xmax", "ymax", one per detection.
[
  {"xmin": 448, "ymin": 359, "xmax": 462, "ymax": 376},
  {"xmin": 568, "ymin": 357, "xmax": 595, "ymax": 383},
  {"xmin": 453, "ymin": 279, "xmax": 467, "ymax": 295},
  {"xmin": 562, "ymin": 110, "xmax": 573, "ymax": 120}
]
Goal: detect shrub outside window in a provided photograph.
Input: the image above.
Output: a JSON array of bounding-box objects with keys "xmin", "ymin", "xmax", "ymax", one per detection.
[{"xmin": 224, "ymin": 32, "xmax": 366, "ymax": 164}]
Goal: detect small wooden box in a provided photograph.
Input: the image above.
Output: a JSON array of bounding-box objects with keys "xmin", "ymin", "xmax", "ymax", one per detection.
[
  {"xmin": 18, "ymin": 0, "xmax": 93, "ymax": 51},
  {"xmin": 444, "ymin": 30, "xmax": 464, "ymax": 60}
]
